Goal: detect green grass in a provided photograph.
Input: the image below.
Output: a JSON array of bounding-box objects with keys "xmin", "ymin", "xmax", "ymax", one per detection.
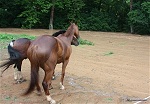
[
  {"xmin": 0, "ymin": 33, "xmax": 94, "ymax": 49},
  {"xmin": 0, "ymin": 33, "xmax": 36, "ymax": 40},
  {"xmin": 103, "ymin": 51, "xmax": 114, "ymax": 56},
  {"xmin": 79, "ymin": 38, "xmax": 94, "ymax": 46},
  {"xmin": 0, "ymin": 33, "xmax": 36, "ymax": 49}
]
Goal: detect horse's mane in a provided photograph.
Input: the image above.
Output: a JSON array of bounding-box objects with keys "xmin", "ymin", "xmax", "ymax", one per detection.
[{"xmin": 52, "ymin": 30, "xmax": 66, "ymax": 37}]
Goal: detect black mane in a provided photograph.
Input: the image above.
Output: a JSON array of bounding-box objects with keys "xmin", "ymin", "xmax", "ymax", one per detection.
[{"xmin": 52, "ymin": 30, "xmax": 66, "ymax": 37}]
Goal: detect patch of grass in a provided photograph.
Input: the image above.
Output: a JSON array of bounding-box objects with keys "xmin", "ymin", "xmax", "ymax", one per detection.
[
  {"xmin": 0, "ymin": 33, "xmax": 36, "ymax": 41},
  {"xmin": 104, "ymin": 98, "xmax": 113, "ymax": 102},
  {"xmin": 103, "ymin": 51, "xmax": 114, "ymax": 56},
  {"xmin": 5, "ymin": 96, "xmax": 11, "ymax": 100},
  {"xmin": 0, "ymin": 33, "xmax": 36, "ymax": 49},
  {"xmin": 79, "ymin": 38, "xmax": 94, "ymax": 46}
]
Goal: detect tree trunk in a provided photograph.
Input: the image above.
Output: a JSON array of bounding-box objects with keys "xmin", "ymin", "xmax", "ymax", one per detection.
[
  {"xmin": 130, "ymin": 0, "xmax": 133, "ymax": 34},
  {"xmin": 49, "ymin": 0, "xmax": 55, "ymax": 29}
]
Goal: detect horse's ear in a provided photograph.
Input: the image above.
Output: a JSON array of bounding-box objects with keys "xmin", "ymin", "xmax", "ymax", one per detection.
[
  {"xmin": 74, "ymin": 21, "xmax": 78, "ymax": 25},
  {"xmin": 70, "ymin": 20, "xmax": 78, "ymax": 25},
  {"xmin": 70, "ymin": 21, "xmax": 73, "ymax": 24}
]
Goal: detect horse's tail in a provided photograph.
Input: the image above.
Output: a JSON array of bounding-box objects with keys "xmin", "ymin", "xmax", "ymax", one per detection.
[
  {"xmin": 0, "ymin": 59, "xmax": 14, "ymax": 74},
  {"xmin": 24, "ymin": 46, "xmax": 39, "ymax": 95},
  {"xmin": 0, "ymin": 41, "xmax": 22, "ymax": 73},
  {"xmin": 23, "ymin": 65, "xmax": 39, "ymax": 95}
]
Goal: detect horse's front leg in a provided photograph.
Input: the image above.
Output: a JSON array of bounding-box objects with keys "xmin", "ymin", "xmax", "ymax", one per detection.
[
  {"xmin": 60, "ymin": 59, "xmax": 69, "ymax": 90},
  {"xmin": 52, "ymin": 65, "xmax": 56, "ymax": 80}
]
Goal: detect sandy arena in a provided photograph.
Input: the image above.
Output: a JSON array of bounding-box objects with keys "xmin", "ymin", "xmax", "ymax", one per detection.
[{"xmin": 0, "ymin": 28, "xmax": 149, "ymax": 104}]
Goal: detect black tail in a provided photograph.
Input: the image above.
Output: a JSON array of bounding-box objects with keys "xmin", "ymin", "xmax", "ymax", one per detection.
[
  {"xmin": 0, "ymin": 44, "xmax": 22, "ymax": 73},
  {"xmin": 24, "ymin": 65, "xmax": 39, "ymax": 95}
]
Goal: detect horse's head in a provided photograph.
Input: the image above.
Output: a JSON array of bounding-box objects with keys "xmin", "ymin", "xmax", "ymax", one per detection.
[
  {"xmin": 53, "ymin": 30, "xmax": 79, "ymax": 46},
  {"xmin": 71, "ymin": 23, "xmax": 80, "ymax": 46},
  {"xmin": 71, "ymin": 36, "xmax": 79, "ymax": 46},
  {"xmin": 72, "ymin": 23, "xmax": 80, "ymax": 39}
]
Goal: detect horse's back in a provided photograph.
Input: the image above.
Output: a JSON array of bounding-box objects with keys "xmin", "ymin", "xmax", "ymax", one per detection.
[
  {"xmin": 13, "ymin": 38, "xmax": 31, "ymax": 52},
  {"xmin": 27, "ymin": 35, "xmax": 57, "ymax": 63},
  {"xmin": 8, "ymin": 38, "xmax": 31, "ymax": 58},
  {"xmin": 14, "ymin": 38, "xmax": 30, "ymax": 47},
  {"xmin": 31, "ymin": 35, "xmax": 57, "ymax": 51}
]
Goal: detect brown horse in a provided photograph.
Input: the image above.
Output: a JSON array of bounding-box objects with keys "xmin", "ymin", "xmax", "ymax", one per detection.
[
  {"xmin": 24, "ymin": 23, "xmax": 80, "ymax": 103},
  {"xmin": 0, "ymin": 38, "xmax": 31, "ymax": 83},
  {"xmin": 0, "ymin": 30, "xmax": 78, "ymax": 83}
]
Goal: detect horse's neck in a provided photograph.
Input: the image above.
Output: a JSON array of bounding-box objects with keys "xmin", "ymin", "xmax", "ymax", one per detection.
[
  {"xmin": 57, "ymin": 36, "xmax": 70, "ymax": 45},
  {"xmin": 63, "ymin": 29, "xmax": 74, "ymax": 43},
  {"xmin": 55, "ymin": 37, "xmax": 63, "ymax": 54}
]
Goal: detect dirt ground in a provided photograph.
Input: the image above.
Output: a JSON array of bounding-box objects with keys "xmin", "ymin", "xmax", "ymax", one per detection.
[{"xmin": 0, "ymin": 28, "xmax": 149, "ymax": 104}]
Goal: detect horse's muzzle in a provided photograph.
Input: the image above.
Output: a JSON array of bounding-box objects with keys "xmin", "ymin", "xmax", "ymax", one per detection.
[{"xmin": 71, "ymin": 36, "xmax": 79, "ymax": 46}]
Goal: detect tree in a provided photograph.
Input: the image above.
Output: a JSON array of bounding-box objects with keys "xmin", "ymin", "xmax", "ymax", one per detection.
[
  {"xmin": 130, "ymin": 0, "xmax": 133, "ymax": 33},
  {"xmin": 49, "ymin": 0, "xmax": 55, "ymax": 29},
  {"xmin": 128, "ymin": 1, "xmax": 150, "ymax": 34}
]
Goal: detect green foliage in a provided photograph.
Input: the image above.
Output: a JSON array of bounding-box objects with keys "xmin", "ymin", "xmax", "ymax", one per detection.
[
  {"xmin": 18, "ymin": 0, "xmax": 52, "ymax": 28},
  {"xmin": 103, "ymin": 52, "xmax": 114, "ymax": 56},
  {"xmin": 59, "ymin": 0, "xmax": 84, "ymax": 21},
  {"xmin": 80, "ymin": 9, "xmax": 117, "ymax": 32},
  {"xmin": 0, "ymin": 33, "xmax": 35, "ymax": 41},
  {"xmin": 79, "ymin": 38, "xmax": 94, "ymax": 46},
  {"xmin": 128, "ymin": 1, "xmax": 150, "ymax": 34},
  {"xmin": 0, "ymin": 0, "xmax": 22, "ymax": 27},
  {"xmin": 53, "ymin": 0, "xmax": 85, "ymax": 29},
  {"xmin": 0, "ymin": 0, "xmax": 149, "ymax": 34}
]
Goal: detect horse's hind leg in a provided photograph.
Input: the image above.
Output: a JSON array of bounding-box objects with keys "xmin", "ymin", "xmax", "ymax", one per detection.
[
  {"xmin": 35, "ymin": 68, "xmax": 42, "ymax": 95},
  {"xmin": 60, "ymin": 59, "xmax": 69, "ymax": 90},
  {"xmin": 15, "ymin": 60, "xmax": 26, "ymax": 83},
  {"xmin": 14, "ymin": 64, "xmax": 18, "ymax": 81},
  {"xmin": 42, "ymin": 64, "xmax": 56, "ymax": 104}
]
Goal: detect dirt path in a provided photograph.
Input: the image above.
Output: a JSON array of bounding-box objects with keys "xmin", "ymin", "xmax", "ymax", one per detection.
[{"xmin": 0, "ymin": 28, "xmax": 149, "ymax": 104}]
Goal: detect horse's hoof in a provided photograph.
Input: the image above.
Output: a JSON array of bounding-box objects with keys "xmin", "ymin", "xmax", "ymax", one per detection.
[
  {"xmin": 60, "ymin": 85, "xmax": 65, "ymax": 90},
  {"xmin": 14, "ymin": 81, "xmax": 19, "ymax": 84},
  {"xmin": 22, "ymin": 79, "xmax": 27, "ymax": 82},
  {"xmin": 50, "ymin": 99, "xmax": 56, "ymax": 104},
  {"xmin": 46, "ymin": 95, "xmax": 56, "ymax": 104},
  {"xmin": 16, "ymin": 80, "xmax": 22, "ymax": 84},
  {"xmin": 36, "ymin": 91, "xmax": 42, "ymax": 96},
  {"xmin": 49, "ymin": 85, "xmax": 53, "ymax": 90},
  {"xmin": 15, "ymin": 79, "xmax": 27, "ymax": 84},
  {"xmin": 52, "ymin": 75, "xmax": 55, "ymax": 80},
  {"xmin": 60, "ymin": 82, "xmax": 65, "ymax": 90},
  {"xmin": 14, "ymin": 77, "xmax": 18, "ymax": 81}
]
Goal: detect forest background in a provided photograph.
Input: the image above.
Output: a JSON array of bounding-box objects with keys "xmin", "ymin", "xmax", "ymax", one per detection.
[{"xmin": 0, "ymin": 0, "xmax": 149, "ymax": 35}]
